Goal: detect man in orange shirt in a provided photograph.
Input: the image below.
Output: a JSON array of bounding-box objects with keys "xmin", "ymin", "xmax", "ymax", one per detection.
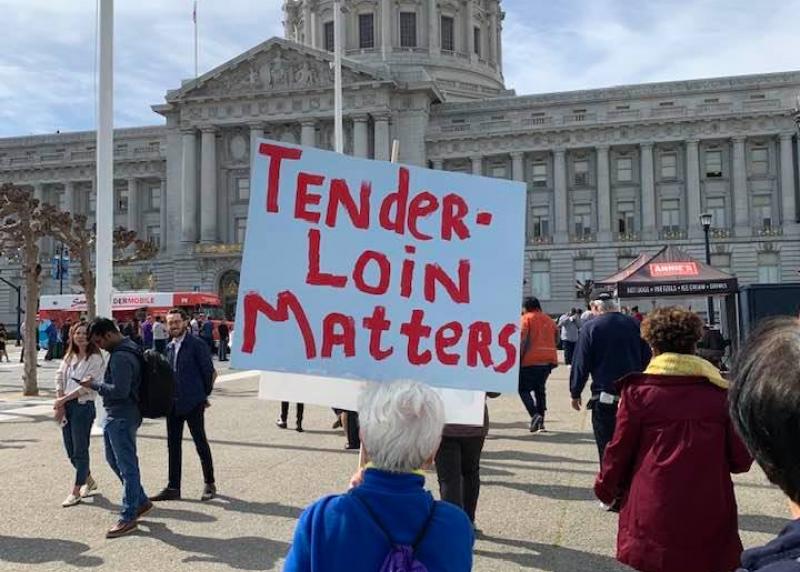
[{"xmin": 519, "ymin": 297, "xmax": 558, "ymax": 433}]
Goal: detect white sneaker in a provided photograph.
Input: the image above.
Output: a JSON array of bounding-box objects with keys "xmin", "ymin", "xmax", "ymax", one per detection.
[
  {"xmin": 80, "ymin": 476, "xmax": 97, "ymax": 498},
  {"xmin": 62, "ymin": 494, "xmax": 81, "ymax": 507}
]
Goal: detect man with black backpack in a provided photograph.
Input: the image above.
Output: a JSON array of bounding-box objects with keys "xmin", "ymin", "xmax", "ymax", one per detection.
[
  {"xmin": 83, "ymin": 317, "xmax": 152, "ymax": 539},
  {"xmin": 150, "ymin": 308, "xmax": 217, "ymax": 503}
]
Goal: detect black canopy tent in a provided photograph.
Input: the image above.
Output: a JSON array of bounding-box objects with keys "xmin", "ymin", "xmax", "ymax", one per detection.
[{"xmin": 596, "ymin": 245, "xmax": 740, "ymax": 347}]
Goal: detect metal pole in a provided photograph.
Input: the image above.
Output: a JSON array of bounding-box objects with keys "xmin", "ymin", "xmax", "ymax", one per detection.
[
  {"xmin": 194, "ymin": 0, "xmax": 199, "ymax": 78},
  {"xmin": 704, "ymin": 226, "xmax": 715, "ymax": 325},
  {"xmin": 333, "ymin": 0, "xmax": 344, "ymax": 154},
  {"xmin": 58, "ymin": 243, "xmax": 64, "ymax": 295},
  {"xmin": 96, "ymin": 0, "xmax": 114, "ymax": 319}
]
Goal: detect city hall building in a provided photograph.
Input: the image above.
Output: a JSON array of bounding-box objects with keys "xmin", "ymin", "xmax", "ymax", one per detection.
[{"xmin": 1, "ymin": 0, "xmax": 798, "ymax": 324}]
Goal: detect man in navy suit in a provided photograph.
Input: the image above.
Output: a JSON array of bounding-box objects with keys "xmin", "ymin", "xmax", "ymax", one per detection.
[{"xmin": 150, "ymin": 308, "xmax": 217, "ymax": 502}]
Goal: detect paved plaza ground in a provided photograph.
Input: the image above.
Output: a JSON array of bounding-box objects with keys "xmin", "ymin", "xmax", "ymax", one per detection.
[{"xmin": 0, "ymin": 345, "xmax": 791, "ymax": 571}]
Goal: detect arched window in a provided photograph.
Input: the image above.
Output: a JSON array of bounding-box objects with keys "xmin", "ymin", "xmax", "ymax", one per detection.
[{"xmin": 218, "ymin": 270, "xmax": 240, "ymax": 321}]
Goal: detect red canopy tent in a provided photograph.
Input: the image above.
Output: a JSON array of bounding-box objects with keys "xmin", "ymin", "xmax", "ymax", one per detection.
[{"xmin": 597, "ymin": 245, "xmax": 738, "ymax": 298}]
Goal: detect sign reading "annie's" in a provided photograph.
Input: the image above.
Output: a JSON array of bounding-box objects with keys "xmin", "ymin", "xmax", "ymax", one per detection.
[
  {"xmin": 231, "ymin": 141, "xmax": 526, "ymax": 393},
  {"xmin": 649, "ymin": 262, "xmax": 700, "ymax": 278}
]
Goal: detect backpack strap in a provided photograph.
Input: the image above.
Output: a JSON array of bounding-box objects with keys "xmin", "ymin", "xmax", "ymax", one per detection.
[{"xmin": 349, "ymin": 491, "xmax": 437, "ymax": 552}]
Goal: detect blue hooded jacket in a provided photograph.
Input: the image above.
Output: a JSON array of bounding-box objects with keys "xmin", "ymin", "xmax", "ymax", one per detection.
[{"xmin": 739, "ymin": 519, "xmax": 800, "ymax": 571}]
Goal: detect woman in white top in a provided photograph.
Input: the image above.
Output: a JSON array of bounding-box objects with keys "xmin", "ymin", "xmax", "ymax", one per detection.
[{"xmin": 53, "ymin": 322, "xmax": 106, "ymax": 507}]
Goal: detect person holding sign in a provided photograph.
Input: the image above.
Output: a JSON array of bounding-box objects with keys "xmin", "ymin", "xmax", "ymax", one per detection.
[
  {"xmin": 518, "ymin": 297, "xmax": 558, "ymax": 433},
  {"xmin": 284, "ymin": 380, "xmax": 474, "ymax": 572}
]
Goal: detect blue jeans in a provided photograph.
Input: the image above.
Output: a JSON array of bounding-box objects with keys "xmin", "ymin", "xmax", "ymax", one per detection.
[
  {"xmin": 103, "ymin": 414, "xmax": 148, "ymax": 522},
  {"xmin": 518, "ymin": 365, "xmax": 552, "ymax": 419},
  {"xmin": 62, "ymin": 400, "xmax": 96, "ymax": 486}
]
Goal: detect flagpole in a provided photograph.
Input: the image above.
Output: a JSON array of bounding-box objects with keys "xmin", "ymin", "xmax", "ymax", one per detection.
[
  {"xmin": 193, "ymin": 0, "xmax": 199, "ymax": 78},
  {"xmin": 333, "ymin": 0, "xmax": 343, "ymax": 154},
  {"xmin": 96, "ymin": 0, "xmax": 113, "ymax": 319}
]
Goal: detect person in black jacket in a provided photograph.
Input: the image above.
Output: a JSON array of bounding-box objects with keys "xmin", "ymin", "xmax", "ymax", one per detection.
[
  {"xmin": 150, "ymin": 308, "xmax": 217, "ymax": 503},
  {"xmin": 569, "ymin": 294, "xmax": 651, "ymax": 466},
  {"xmin": 730, "ymin": 318, "xmax": 800, "ymax": 572}
]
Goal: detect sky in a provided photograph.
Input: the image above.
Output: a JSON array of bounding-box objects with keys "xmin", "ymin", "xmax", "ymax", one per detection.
[{"xmin": 0, "ymin": 0, "xmax": 798, "ymax": 138}]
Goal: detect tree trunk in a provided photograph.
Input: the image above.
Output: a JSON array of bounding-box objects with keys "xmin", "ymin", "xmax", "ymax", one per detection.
[
  {"xmin": 80, "ymin": 250, "xmax": 96, "ymax": 320},
  {"xmin": 21, "ymin": 243, "xmax": 39, "ymax": 396}
]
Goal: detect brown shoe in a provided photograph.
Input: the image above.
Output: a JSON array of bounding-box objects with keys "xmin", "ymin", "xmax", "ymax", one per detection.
[
  {"xmin": 136, "ymin": 500, "xmax": 154, "ymax": 519},
  {"xmin": 106, "ymin": 520, "xmax": 137, "ymax": 538}
]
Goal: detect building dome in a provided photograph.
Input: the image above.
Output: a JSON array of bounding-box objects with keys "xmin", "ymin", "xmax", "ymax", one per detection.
[{"xmin": 282, "ymin": 0, "xmax": 506, "ymax": 101}]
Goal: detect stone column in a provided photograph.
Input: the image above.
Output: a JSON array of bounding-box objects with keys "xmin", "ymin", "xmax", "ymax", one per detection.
[
  {"xmin": 200, "ymin": 127, "xmax": 218, "ymax": 243},
  {"xmin": 686, "ymin": 139, "xmax": 702, "ymax": 238},
  {"xmin": 249, "ymin": 122, "xmax": 264, "ymax": 163},
  {"xmin": 301, "ymin": 120, "xmax": 317, "ymax": 147},
  {"xmin": 159, "ymin": 178, "xmax": 168, "ymax": 253},
  {"xmin": 352, "ymin": 115, "xmax": 369, "ymax": 158},
  {"xmin": 374, "ymin": 114, "xmax": 391, "ymax": 161},
  {"xmin": 302, "ymin": 1, "xmax": 312, "ymax": 44},
  {"xmin": 64, "ymin": 181, "xmax": 76, "ymax": 215},
  {"xmin": 596, "ymin": 145, "xmax": 611, "ymax": 241},
  {"xmin": 431, "ymin": 159, "xmax": 444, "ymax": 170},
  {"xmin": 732, "ymin": 136, "xmax": 750, "ymax": 236},
  {"xmin": 127, "ymin": 178, "xmax": 138, "ymax": 234},
  {"xmin": 32, "ymin": 182, "xmax": 44, "ymax": 205},
  {"xmin": 496, "ymin": 11, "xmax": 503, "ymax": 72},
  {"xmin": 471, "ymin": 154, "xmax": 483, "ymax": 176},
  {"xmin": 429, "ymin": 0, "xmax": 439, "ymax": 54},
  {"xmin": 779, "ymin": 132, "xmax": 797, "ymax": 226},
  {"xmin": 381, "ymin": 0, "xmax": 392, "ymax": 58},
  {"xmin": 554, "ymin": 149, "xmax": 568, "ymax": 243},
  {"xmin": 310, "ymin": 9, "xmax": 319, "ymax": 49},
  {"xmin": 181, "ymin": 129, "xmax": 198, "ymax": 244},
  {"xmin": 489, "ymin": 6, "xmax": 498, "ymax": 65},
  {"xmin": 511, "ymin": 152, "xmax": 525, "ymax": 182},
  {"xmin": 640, "ymin": 143, "xmax": 656, "ymax": 239},
  {"xmin": 465, "ymin": 0, "xmax": 475, "ymax": 58}
]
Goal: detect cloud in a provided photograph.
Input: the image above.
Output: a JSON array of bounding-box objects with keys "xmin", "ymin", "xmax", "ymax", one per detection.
[{"xmin": 0, "ymin": 0, "xmax": 798, "ymax": 137}]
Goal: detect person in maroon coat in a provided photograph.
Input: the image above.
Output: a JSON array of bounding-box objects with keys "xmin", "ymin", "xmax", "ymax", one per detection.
[{"xmin": 595, "ymin": 307, "xmax": 753, "ymax": 572}]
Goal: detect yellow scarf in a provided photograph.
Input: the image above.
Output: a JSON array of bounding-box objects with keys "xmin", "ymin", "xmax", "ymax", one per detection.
[{"xmin": 644, "ymin": 352, "xmax": 728, "ymax": 389}]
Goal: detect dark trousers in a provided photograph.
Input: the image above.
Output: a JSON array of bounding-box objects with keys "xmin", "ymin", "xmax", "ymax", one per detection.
[
  {"xmin": 591, "ymin": 401, "xmax": 619, "ymax": 465},
  {"xmin": 562, "ymin": 340, "xmax": 577, "ymax": 365},
  {"xmin": 166, "ymin": 402, "xmax": 215, "ymax": 489},
  {"xmin": 344, "ymin": 411, "xmax": 360, "ymax": 448},
  {"xmin": 518, "ymin": 365, "xmax": 552, "ymax": 419},
  {"xmin": 218, "ymin": 337, "xmax": 229, "ymax": 361},
  {"xmin": 280, "ymin": 402, "xmax": 304, "ymax": 424},
  {"xmin": 435, "ymin": 435, "xmax": 486, "ymax": 522},
  {"xmin": 154, "ymin": 339, "xmax": 167, "ymax": 355},
  {"xmin": 61, "ymin": 401, "xmax": 96, "ymax": 486}
]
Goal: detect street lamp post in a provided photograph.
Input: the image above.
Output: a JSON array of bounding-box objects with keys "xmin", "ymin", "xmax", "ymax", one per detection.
[
  {"xmin": 700, "ymin": 212, "xmax": 715, "ymax": 325},
  {"xmin": 0, "ymin": 275, "xmax": 22, "ymax": 346}
]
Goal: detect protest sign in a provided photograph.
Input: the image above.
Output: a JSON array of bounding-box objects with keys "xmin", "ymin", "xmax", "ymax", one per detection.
[{"xmin": 231, "ymin": 140, "xmax": 526, "ymax": 393}]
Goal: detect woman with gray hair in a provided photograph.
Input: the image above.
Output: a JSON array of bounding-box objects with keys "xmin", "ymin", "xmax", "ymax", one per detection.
[{"xmin": 283, "ymin": 380, "xmax": 474, "ymax": 572}]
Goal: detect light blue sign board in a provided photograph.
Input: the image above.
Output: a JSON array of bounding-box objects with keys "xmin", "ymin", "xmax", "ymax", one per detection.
[{"xmin": 231, "ymin": 140, "xmax": 526, "ymax": 393}]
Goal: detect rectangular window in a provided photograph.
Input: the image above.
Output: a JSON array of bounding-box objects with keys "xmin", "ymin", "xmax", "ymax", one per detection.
[
  {"xmin": 234, "ymin": 217, "xmax": 247, "ymax": 244},
  {"xmin": 661, "ymin": 153, "xmax": 677, "ymax": 179},
  {"xmin": 88, "ymin": 191, "xmax": 96, "ymax": 214},
  {"xmin": 706, "ymin": 196, "xmax": 726, "ymax": 228},
  {"xmin": 531, "ymin": 206, "xmax": 550, "ymax": 238},
  {"xmin": 57, "ymin": 191, "xmax": 67, "ymax": 212},
  {"xmin": 146, "ymin": 225, "xmax": 161, "ymax": 248},
  {"xmin": 753, "ymin": 195, "xmax": 773, "ymax": 228},
  {"xmin": 751, "ymin": 148, "xmax": 769, "ymax": 176},
  {"xmin": 616, "ymin": 157, "xmax": 633, "ymax": 182},
  {"xmin": 149, "ymin": 186, "xmax": 161, "ymax": 211},
  {"xmin": 531, "ymin": 163, "xmax": 547, "ymax": 187},
  {"xmin": 573, "ymin": 159, "xmax": 589, "ymax": 186},
  {"xmin": 440, "ymin": 16, "xmax": 455, "ymax": 52},
  {"xmin": 324, "ymin": 21, "xmax": 335, "ymax": 52},
  {"xmin": 617, "ymin": 200, "xmax": 636, "ymax": 234},
  {"xmin": 531, "ymin": 260, "xmax": 551, "ymax": 300},
  {"xmin": 358, "ymin": 13, "xmax": 375, "ymax": 49},
  {"xmin": 473, "ymin": 27, "xmax": 481, "ymax": 56},
  {"xmin": 235, "ymin": 177, "xmax": 250, "ymax": 202},
  {"xmin": 573, "ymin": 203, "xmax": 592, "ymax": 237},
  {"xmin": 705, "ymin": 150, "xmax": 723, "ymax": 178},
  {"xmin": 757, "ymin": 252, "xmax": 780, "ymax": 283},
  {"xmin": 574, "ymin": 258, "xmax": 594, "ymax": 289},
  {"xmin": 710, "ymin": 253, "xmax": 732, "ymax": 275},
  {"xmin": 117, "ymin": 188, "xmax": 129, "ymax": 213},
  {"xmin": 661, "ymin": 199, "xmax": 681, "ymax": 231},
  {"xmin": 490, "ymin": 164, "xmax": 507, "ymax": 179},
  {"xmin": 400, "ymin": 12, "xmax": 417, "ymax": 48}
]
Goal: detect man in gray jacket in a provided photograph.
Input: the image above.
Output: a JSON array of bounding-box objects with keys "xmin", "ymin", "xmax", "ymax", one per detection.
[
  {"xmin": 557, "ymin": 308, "xmax": 581, "ymax": 366},
  {"xmin": 83, "ymin": 318, "xmax": 152, "ymax": 538}
]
